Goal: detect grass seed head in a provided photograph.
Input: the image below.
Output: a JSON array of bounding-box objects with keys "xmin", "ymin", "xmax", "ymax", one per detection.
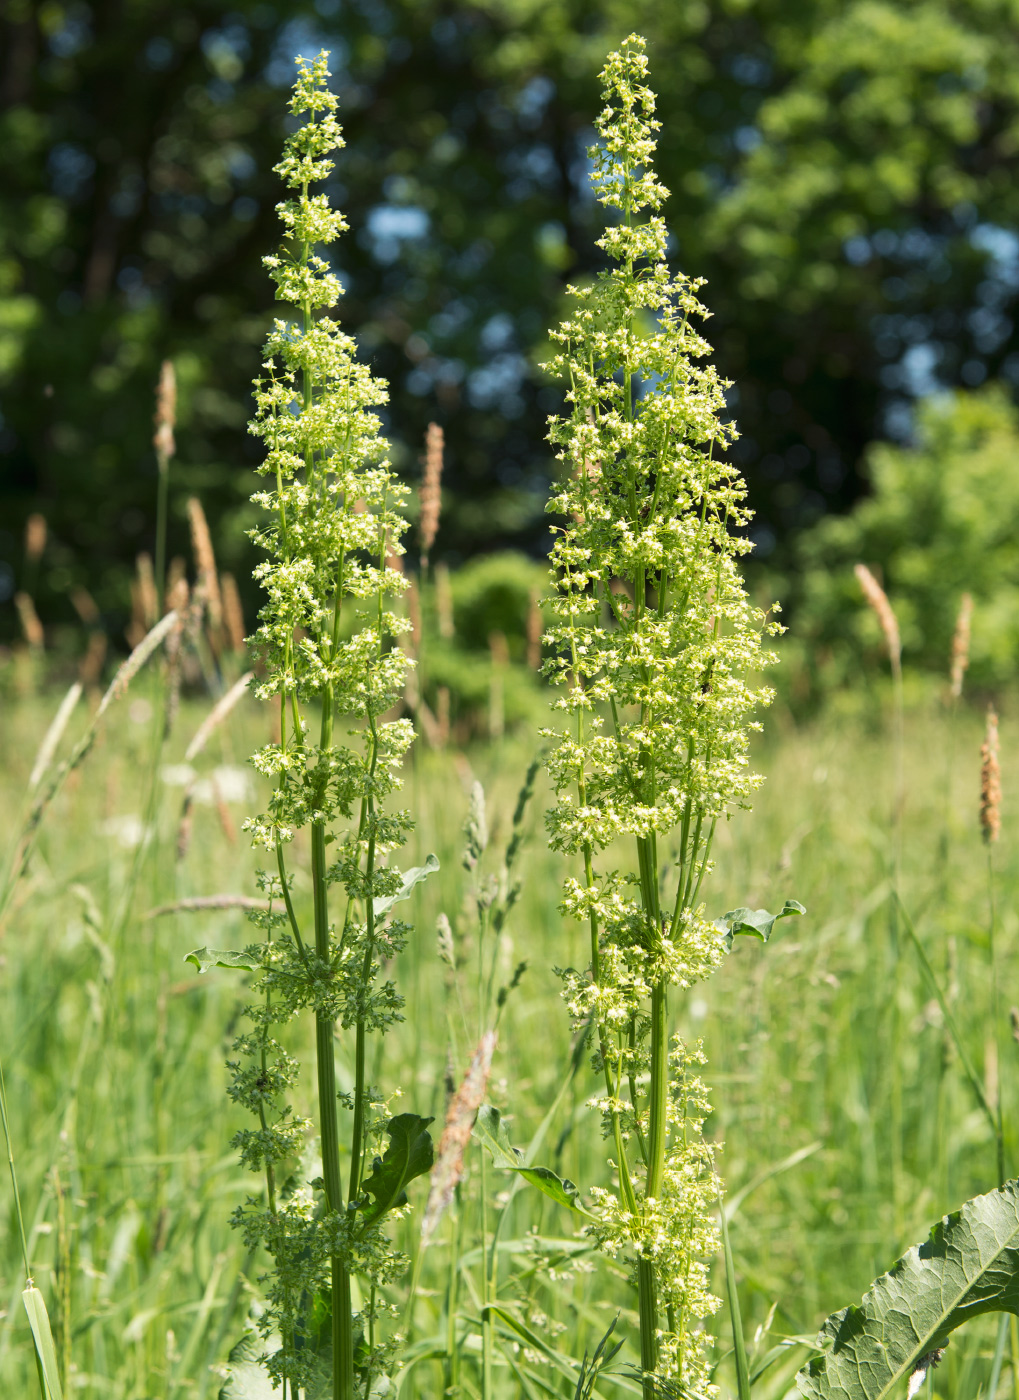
[
  {"xmin": 186, "ymin": 497, "xmax": 222, "ymax": 628},
  {"xmin": 950, "ymin": 591, "xmax": 973, "ymax": 699},
  {"xmin": 220, "ymin": 573, "xmax": 246, "ymax": 653},
  {"xmin": 14, "ymin": 592, "xmax": 44, "ymax": 650},
  {"xmin": 418, "ymin": 422, "xmax": 444, "ymax": 567},
  {"xmin": 854, "ymin": 563, "xmax": 901, "ymax": 671},
  {"xmin": 153, "ymin": 359, "xmax": 177, "ymax": 460},
  {"xmin": 420, "ymin": 1030, "xmax": 496, "ymax": 1246},
  {"xmin": 980, "ymin": 705, "xmax": 1001, "ymax": 844},
  {"xmin": 24, "ymin": 513, "xmax": 47, "ymax": 563}
]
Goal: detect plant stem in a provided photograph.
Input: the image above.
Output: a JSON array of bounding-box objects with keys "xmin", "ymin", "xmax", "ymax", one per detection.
[
  {"xmin": 311, "ymin": 685, "xmax": 353, "ymax": 1400},
  {"xmin": 988, "ymin": 844, "xmax": 1005, "ymax": 1185}
]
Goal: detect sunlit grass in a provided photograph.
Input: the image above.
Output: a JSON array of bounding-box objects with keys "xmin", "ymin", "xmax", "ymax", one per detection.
[{"xmin": 0, "ymin": 678, "xmax": 1014, "ymax": 1397}]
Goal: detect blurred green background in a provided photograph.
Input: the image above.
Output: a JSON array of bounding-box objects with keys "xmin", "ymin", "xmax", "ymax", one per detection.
[{"xmin": 5, "ymin": 0, "xmax": 1019, "ymax": 684}]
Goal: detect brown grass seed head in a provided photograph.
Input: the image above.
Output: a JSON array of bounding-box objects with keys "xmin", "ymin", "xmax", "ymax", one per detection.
[
  {"xmin": 854, "ymin": 562, "xmax": 900, "ymax": 669},
  {"xmin": 153, "ymin": 359, "xmax": 177, "ymax": 460},
  {"xmin": 418, "ymin": 421, "xmax": 444, "ymax": 567},
  {"xmin": 950, "ymin": 591, "xmax": 973, "ymax": 699},
  {"xmin": 980, "ymin": 705, "xmax": 1002, "ymax": 844}
]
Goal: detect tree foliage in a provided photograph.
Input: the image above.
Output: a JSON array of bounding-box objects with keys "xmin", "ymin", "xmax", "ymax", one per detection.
[{"xmin": 3, "ymin": 0, "xmax": 1019, "ymax": 637}]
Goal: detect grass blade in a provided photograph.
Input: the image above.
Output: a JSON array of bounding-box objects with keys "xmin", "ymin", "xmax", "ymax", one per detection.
[
  {"xmin": 22, "ymin": 1286, "xmax": 63, "ymax": 1400},
  {"xmin": 718, "ymin": 1179, "xmax": 752, "ymax": 1400}
]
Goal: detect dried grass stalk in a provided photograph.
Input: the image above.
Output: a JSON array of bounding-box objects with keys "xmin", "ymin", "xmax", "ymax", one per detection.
[
  {"xmin": 153, "ymin": 359, "xmax": 177, "ymax": 460},
  {"xmin": 220, "ymin": 572, "xmax": 246, "ymax": 653},
  {"xmin": 97, "ymin": 610, "xmax": 179, "ymax": 723},
  {"xmin": 186, "ymin": 497, "xmax": 222, "ymax": 628},
  {"xmin": 14, "ymin": 592, "xmax": 44, "ymax": 650},
  {"xmin": 950, "ymin": 592, "xmax": 973, "ymax": 699},
  {"xmin": 163, "ymin": 578, "xmax": 190, "ymax": 738},
  {"xmin": 981, "ymin": 705, "xmax": 1002, "ymax": 845},
  {"xmin": 28, "ymin": 683, "xmax": 82, "ymax": 791},
  {"xmin": 418, "ymin": 422, "xmax": 444, "ymax": 567},
  {"xmin": 421, "ymin": 1030, "xmax": 496, "ymax": 1245},
  {"xmin": 854, "ymin": 563, "xmax": 901, "ymax": 673},
  {"xmin": 69, "ymin": 586, "xmax": 100, "ymax": 627},
  {"xmin": 136, "ymin": 553, "xmax": 158, "ymax": 628},
  {"xmin": 24, "ymin": 513, "xmax": 47, "ymax": 563},
  {"xmin": 165, "ymin": 557, "xmax": 187, "ymax": 610},
  {"xmin": 184, "ymin": 672, "xmax": 254, "ymax": 762},
  {"xmin": 145, "ymin": 894, "xmax": 269, "ymax": 919},
  {"xmin": 79, "ymin": 631, "xmax": 107, "ymax": 689},
  {"xmin": 2, "ymin": 610, "xmax": 180, "ymax": 914}
]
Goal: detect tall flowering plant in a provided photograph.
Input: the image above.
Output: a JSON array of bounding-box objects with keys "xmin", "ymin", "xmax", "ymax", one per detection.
[
  {"xmin": 226, "ymin": 53, "xmax": 434, "ymax": 1400},
  {"xmin": 543, "ymin": 35, "xmax": 782, "ymax": 1397}
]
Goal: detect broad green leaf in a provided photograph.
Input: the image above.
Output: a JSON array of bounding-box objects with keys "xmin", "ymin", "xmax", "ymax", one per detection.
[
  {"xmin": 218, "ymin": 1328, "xmax": 281, "ymax": 1399},
  {"xmin": 23, "ymin": 1285, "xmax": 64, "ymax": 1400},
  {"xmin": 718, "ymin": 900, "xmax": 805, "ymax": 951},
  {"xmin": 797, "ymin": 1178, "xmax": 1019, "ymax": 1400},
  {"xmin": 360, "ymin": 1113, "xmax": 434, "ymax": 1225},
  {"xmin": 184, "ymin": 947, "xmax": 261, "ymax": 974},
  {"xmin": 373, "ymin": 853, "xmax": 440, "ymax": 918},
  {"xmin": 473, "ymin": 1104, "xmax": 595, "ymax": 1218}
]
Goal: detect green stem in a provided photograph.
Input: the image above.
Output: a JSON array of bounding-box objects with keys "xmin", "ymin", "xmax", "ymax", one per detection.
[
  {"xmin": 989, "ymin": 844, "xmax": 1005, "ymax": 1185},
  {"xmin": 310, "ymin": 688, "xmax": 353, "ymax": 1400}
]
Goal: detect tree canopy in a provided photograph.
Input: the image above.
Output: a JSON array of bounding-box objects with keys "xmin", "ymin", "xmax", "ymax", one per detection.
[{"xmin": 2, "ymin": 0, "xmax": 1019, "ymax": 635}]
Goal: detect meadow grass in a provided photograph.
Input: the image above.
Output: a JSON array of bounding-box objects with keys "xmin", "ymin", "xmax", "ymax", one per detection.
[{"xmin": 0, "ymin": 675, "xmax": 1014, "ymax": 1397}]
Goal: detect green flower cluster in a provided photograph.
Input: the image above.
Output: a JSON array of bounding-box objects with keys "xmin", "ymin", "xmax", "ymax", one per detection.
[
  {"xmin": 230, "ymin": 53, "xmax": 427, "ymax": 1398},
  {"xmin": 543, "ymin": 34, "xmax": 780, "ymax": 1397}
]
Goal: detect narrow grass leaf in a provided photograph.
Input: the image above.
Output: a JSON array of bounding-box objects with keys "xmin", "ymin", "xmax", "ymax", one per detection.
[
  {"xmin": 22, "ymin": 1285, "xmax": 63, "ymax": 1400},
  {"xmin": 718, "ymin": 1182, "xmax": 752, "ymax": 1400},
  {"xmin": 797, "ymin": 1178, "xmax": 1019, "ymax": 1400}
]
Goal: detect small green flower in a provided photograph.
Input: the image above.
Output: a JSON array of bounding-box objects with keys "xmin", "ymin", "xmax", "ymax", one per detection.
[
  {"xmin": 543, "ymin": 33, "xmax": 780, "ymax": 1395},
  {"xmin": 229, "ymin": 51, "xmax": 419, "ymax": 1394}
]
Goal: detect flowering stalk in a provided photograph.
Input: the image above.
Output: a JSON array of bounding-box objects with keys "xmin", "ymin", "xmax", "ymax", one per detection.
[
  {"xmin": 234, "ymin": 53, "xmax": 433, "ymax": 1399},
  {"xmin": 543, "ymin": 36, "xmax": 778, "ymax": 1396}
]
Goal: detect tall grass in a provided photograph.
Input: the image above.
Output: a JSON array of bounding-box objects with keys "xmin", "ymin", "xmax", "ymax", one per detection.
[{"xmin": 0, "ymin": 674, "xmax": 1014, "ymax": 1397}]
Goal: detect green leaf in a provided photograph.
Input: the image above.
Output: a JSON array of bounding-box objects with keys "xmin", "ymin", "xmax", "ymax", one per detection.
[
  {"xmin": 184, "ymin": 947, "xmax": 261, "ymax": 974},
  {"xmin": 218, "ymin": 1328, "xmax": 282, "ymax": 1399},
  {"xmin": 360, "ymin": 1113, "xmax": 434, "ymax": 1225},
  {"xmin": 23, "ymin": 1285, "xmax": 64, "ymax": 1400},
  {"xmin": 796, "ymin": 1178, "xmax": 1019, "ymax": 1400},
  {"xmin": 373, "ymin": 853, "xmax": 440, "ymax": 918},
  {"xmin": 718, "ymin": 900, "xmax": 805, "ymax": 951},
  {"xmin": 473, "ymin": 1104, "xmax": 595, "ymax": 1218}
]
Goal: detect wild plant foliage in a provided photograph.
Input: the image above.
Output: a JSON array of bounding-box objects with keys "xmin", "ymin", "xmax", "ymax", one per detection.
[
  {"xmin": 543, "ymin": 34, "xmax": 780, "ymax": 1397},
  {"xmin": 230, "ymin": 52, "xmax": 432, "ymax": 1398}
]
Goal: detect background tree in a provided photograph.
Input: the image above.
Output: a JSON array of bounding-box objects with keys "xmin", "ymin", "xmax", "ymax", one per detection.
[{"xmin": 3, "ymin": 0, "xmax": 1019, "ymax": 639}]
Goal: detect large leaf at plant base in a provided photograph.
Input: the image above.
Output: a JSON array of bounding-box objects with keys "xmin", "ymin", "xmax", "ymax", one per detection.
[
  {"xmin": 797, "ymin": 1178, "xmax": 1019, "ymax": 1400},
  {"xmin": 473, "ymin": 1105, "xmax": 594, "ymax": 1218},
  {"xmin": 184, "ymin": 947, "xmax": 261, "ymax": 974},
  {"xmin": 718, "ymin": 900, "xmax": 805, "ymax": 951},
  {"xmin": 373, "ymin": 853, "xmax": 440, "ymax": 918},
  {"xmin": 218, "ymin": 1329, "xmax": 281, "ymax": 1399},
  {"xmin": 360, "ymin": 1113, "xmax": 435, "ymax": 1226}
]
